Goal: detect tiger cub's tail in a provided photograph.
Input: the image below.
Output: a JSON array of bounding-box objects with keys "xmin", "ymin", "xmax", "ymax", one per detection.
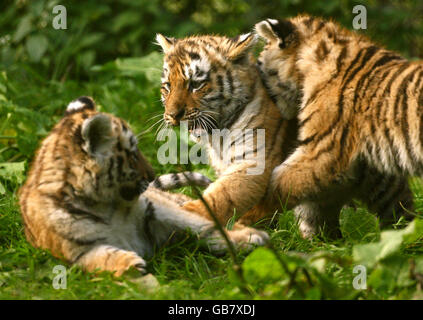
[{"xmin": 150, "ymin": 172, "xmax": 212, "ymax": 190}]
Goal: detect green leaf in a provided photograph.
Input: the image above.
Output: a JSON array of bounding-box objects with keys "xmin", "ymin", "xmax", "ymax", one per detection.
[
  {"xmin": 13, "ymin": 15, "xmax": 32, "ymax": 43},
  {"xmin": 242, "ymin": 248, "xmax": 285, "ymax": 286},
  {"xmin": 305, "ymin": 286, "xmax": 322, "ymax": 300},
  {"xmin": 0, "ymin": 162, "xmax": 26, "ymax": 186},
  {"xmin": 353, "ymin": 219, "xmax": 423, "ymax": 268},
  {"xmin": 0, "ymin": 181, "xmax": 5, "ymax": 195},
  {"xmin": 111, "ymin": 12, "xmax": 141, "ymax": 33},
  {"xmin": 403, "ymin": 218, "xmax": 423, "ymax": 244},
  {"xmin": 93, "ymin": 52, "xmax": 163, "ymax": 83},
  {"xmin": 340, "ymin": 207, "xmax": 380, "ymax": 242},
  {"xmin": 26, "ymin": 35, "xmax": 49, "ymax": 62},
  {"xmin": 77, "ymin": 33, "xmax": 105, "ymax": 50},
  {"xmin": 368, "ymin": 255, "xmax": 414, "ymax": 298}
]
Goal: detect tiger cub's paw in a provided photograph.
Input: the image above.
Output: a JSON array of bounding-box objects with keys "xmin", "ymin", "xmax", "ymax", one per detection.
[
  {"xmin": 206, "ymin": 225, "xmax": 269, "ymax": 254},
  {"xmin": 228, "ymin": 225, "xmax": 270, "ymax": 249},
  {"xmin": 109, "ymin": 250, "xmax": 147, "ymax": 277},
  {"xmin": 82, "ymin": 247, "xmax": 148, "ymax": 277}
]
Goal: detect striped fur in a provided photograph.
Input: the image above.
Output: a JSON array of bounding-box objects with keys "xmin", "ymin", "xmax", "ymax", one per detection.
[
  {"xmin": 150, "ymin": 172, "xmax": 212, "ymax": 191},
  {"xmin": 156, "ymin": 33, "xmax": 299, "ymax": 225},
  {"xmin": 255, "ymin": 15, "xmax": 416, "ymax": 237},
  {"xmin": 18, "ymin": 97, "xmax": 268, "ymax": 276}
]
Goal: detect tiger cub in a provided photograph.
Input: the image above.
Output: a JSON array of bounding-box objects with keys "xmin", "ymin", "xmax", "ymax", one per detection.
[
  {"xmin": 155, "ymin": 33, "xmax": 299, "ymax": 226},
  {"xmin": 255, "ymin": 15, "xmax": 417, "ymax": 236},
  {"xmin": 18, "ymin": 97, "xmax": 269, "ymax": 276}
]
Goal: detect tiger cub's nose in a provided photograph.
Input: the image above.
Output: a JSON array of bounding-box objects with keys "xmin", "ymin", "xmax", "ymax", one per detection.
[{"xmin": 167, "ymin": 109, "xmax": 185, "ymax": 124}]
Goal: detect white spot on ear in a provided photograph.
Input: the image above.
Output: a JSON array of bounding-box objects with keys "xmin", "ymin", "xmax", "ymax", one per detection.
[
  {"xmin": 66, "ymin": 100, "xmax": 85, "ymax": 112},
  {"xmin": 267, "ymin": 19, "xmax": 279, "ymax": 25},
  {"xmin": 239, "ymin": 33, "xmax": 252, "ymax": 43}
]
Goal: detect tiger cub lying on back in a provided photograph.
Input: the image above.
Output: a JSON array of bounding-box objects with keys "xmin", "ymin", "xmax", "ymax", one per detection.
[
  {"xmin": 255, "ymin": 15, "xmax": 418, "ymax": 236},
  {"xmin": 18, "ymin": 97, "xmax": 268, "ymax": 276}
]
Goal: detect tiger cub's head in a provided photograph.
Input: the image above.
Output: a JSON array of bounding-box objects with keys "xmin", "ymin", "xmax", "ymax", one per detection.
[
  {"xmin": 40, "ymin": 97, "xmax": 155, "ymax": 205},
  {"xmin": 156, "ymin": 33, "xmax": 258, "ymax": 133},
  {"xmin": 255, "ymin": 15, "xmax": 353, "ymax": 117}
]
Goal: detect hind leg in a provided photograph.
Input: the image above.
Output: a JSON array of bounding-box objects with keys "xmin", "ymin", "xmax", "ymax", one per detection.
[
  {"xmin": 239, "ymin": 198, "xmax": 343, "ymax": 239},
  {"xmin": 357, "ymin": 172, "xmax": 414, "ymax": 227},
  {"xmin": 293, "ymin": 201, "xmax": 343, "ymax": 239}
]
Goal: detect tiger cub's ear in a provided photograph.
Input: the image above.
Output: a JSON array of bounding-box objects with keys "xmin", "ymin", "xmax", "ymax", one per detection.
[
  {"xmin": 81, "ymin": 114, "xmax": 114, "ymax": 157},
  {"xmin": 255, "ymin": 19, "xmax": 279, "ymax": 42},
  {"xmin": 155, "ymin": 34, "xmax": 176, "ymax": 54},
  {"xmin": 66, "ymin": 96, "xmax": 96, "ymax": 115},
  {"xmin": 255, "ymin": 19, "xmax": 297, "ymax": 49},
  {"xmin": 226, "ymin": 32, "xmax": 258, "ymax": 61}
]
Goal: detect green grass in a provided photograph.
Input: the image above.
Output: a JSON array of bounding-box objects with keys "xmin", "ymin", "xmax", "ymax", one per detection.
[{"xmin": 1, "ymin": 55, "xmax": 423, "ymax": 300}]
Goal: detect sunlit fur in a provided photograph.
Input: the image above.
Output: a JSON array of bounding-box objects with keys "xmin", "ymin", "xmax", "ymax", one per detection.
[
  {"xmin": 256, "ymin": 15, "xmax": 417, "ymax": 237},
  {"xmin": 156, "ymin": 32, "xmax": 299, "ymax": 226},
  {"xmin": 19, "ymin": 97, "xmax": 269, "ymax": 276}
]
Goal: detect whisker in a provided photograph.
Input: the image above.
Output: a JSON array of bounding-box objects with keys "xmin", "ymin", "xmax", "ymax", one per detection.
[
  {"xmin": 137, "ymin": 119, "xmax": 164, "ymax": 138},
  {"xmin": 201, "ymin": 113, "xmax": 217, "ymax": 130},
  {"xmin": 198, "ymin": 117, "xmax": 206, "ymax": 132},
  {"xmin": 202, "ymin": 110, "xmax": 220, "ymax": 115},
  {"xmin": 148, "ymin": 113, "xmax": 165, "ymax": 121},
  {"xmin": 155, "ymin": 121, "xmax": 165, "ymax": 139},
  {"xmin": 146, "ymin": 110, "xmax": 163, "ymax": 117},
  {"xmin": 145, "ymin": 118, "xmax": 164, "ymax": 131},
  {"xmin": 200, "ymin": 116, "xmax": 211, "ymax": 132},
  {"xmin": 156, "ymin": 121, "xmax": 170, "ymax": 141}
]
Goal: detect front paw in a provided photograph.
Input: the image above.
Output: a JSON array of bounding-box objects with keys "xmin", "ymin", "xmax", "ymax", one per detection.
[
  {"xmin": 228, "ymin": 226, "xmax": 269, "ymax": 250},
  {"xmin": 110, "ymin": 250, "xmax": 147, "ymax": 277},
  {"xmin": 206, "ymin": 226, "xmax": 269, "ymax": 254}
]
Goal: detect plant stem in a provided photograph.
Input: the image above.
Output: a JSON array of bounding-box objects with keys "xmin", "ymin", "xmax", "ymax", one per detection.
[{"xmin": 182, "ymin": 172, "xmax": 250, "ymax": 295}]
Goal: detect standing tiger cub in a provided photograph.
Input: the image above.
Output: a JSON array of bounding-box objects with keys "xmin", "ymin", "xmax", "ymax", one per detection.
[
  {"xmin": 18, "ymin": 97, "xmax": 268, "ymax": 276},
  {"xmin": 255, "ymin": 15, "xmax": 418, "ymax": 235}
]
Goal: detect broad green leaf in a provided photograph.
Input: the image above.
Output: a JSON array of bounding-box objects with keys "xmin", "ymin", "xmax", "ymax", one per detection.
[
  {"xmin": 26, "ymin": 35, "xmax": 49, "ymax": 62},
  {"xmin": 111, "ymin": 12, "xmax": 140, "ymax": 33},
  {"xmin": 91, "ymin": 53, "xmax": 163, "ymax": 83},
  {"xmin": 305, "ymin": 286, "xmax": 322, "ymax": 300},
  {"xmin": 340, "ymin": 207, "xmax": 380, "ymax": 242},
  {"xmin": 0, "ymin": 181, "xmax": 5, "ymax": 195},
  {"xmin": 77, "ymin": 33, "xmax": 105, "ymax": 50},
  {"xmin": 0, "ymin": 162, "xmax": 26, "ymax": 185},
  {"xmin": 403, "ymin": 218, "xmax": 423, "ymax": 244},
  {"xmin": 242, "ymin": 248, "xmax": 285, "ymax": 286},
  {"xmin": 13, "ymin": 15, "xmax": 32, "ymax": 43},
  {"xmin": 353, "ymin": 219, "xmax": 423, "ymax": 268},
  {"xmin": 368, "ymin": 255, "xmax": 414, "ymax": 298}
]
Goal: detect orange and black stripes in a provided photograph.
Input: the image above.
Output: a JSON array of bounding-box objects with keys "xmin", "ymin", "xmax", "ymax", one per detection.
[
  {"xmin": 256, "ymin": 15, "xmax": 417, "ymax": 237},
  {"xmin": 19, "ymin": 96, "xmax": 246, "ymax": 275},
  {"xmin": 156, "ymin": 32, "xmax": 299, "ymax": 225}
]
